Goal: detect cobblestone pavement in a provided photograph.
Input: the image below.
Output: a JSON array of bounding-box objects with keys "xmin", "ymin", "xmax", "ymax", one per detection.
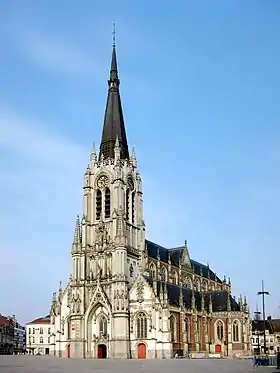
[{"xmin": 0, "ymin": 356, "xmax": 277, "ymax": 373}]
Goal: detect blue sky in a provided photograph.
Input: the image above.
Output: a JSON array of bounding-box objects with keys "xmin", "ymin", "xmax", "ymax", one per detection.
[{"xmin": 0, "ymin": 1, "xmax": 279, "ymax": 324}]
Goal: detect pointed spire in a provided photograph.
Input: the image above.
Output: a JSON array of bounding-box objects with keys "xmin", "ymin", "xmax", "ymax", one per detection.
[
  {"xmin": 114, "ymin": 135, "xmax": 120, "ymax": 160},
  {"xmin": 201, "ymin": 292, "xmax": 205, "ymax": 312},
  {"xmin": 227, "ymin": 292, "xmax": 231, "ymax": 312},
  {"xmin": 90, "ymin": 142, "xmax": 97, "ymax": 166},
  {"xmin": 73, "ymin": 215, "xmax": 81, "ymax": 245},
  {"xmin": 191, "ymin": 288, "xmax": 196, "ymax": 310},
  {"xmin": 179, "ymin": 284, "xmax": 184, "ymax": 308},
  {"xmin": 153, "ymin": 277, "xmax": 157, "ymax": 294},
  {"xmin": 209, "ymin": 294, "xmax": 213, "ymax": 313},
  {"xmin": 99, "ymin": 36, "xmax": 129, "ymax": 161},
  {"xmin": 130, "ymin": 146, "xmax": 137, "ymax": 168}
]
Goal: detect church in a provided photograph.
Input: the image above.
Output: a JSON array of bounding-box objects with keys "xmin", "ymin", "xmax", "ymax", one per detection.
[{"xmin": 49, "ymin": 42, "xmax": 251, "ymax": 359}]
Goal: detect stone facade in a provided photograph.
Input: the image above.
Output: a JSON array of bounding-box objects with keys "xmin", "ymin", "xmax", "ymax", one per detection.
[{"xmin": 49, "ymin": 43, "xmax": 251, "ymax": 359}]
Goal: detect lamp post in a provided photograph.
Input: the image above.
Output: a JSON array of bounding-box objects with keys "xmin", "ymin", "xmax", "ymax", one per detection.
[
  {"xmin": 257, "ymin": 280, "xmax": 269, "ymax": 355},
  {"xmin": 254, "ymin": 311, "xmax": 261, "ymax": 355}
]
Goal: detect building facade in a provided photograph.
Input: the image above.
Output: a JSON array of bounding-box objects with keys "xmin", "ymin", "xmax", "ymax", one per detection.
[
  {"xmin": 26, "ymin": 316, "xmax": 51, "ymax": 355},
  {"xmin": 0, "ymin": 314, "xmax": 14, "ymax": 354},
  {"xmin": 251, "ymin": 317, "xmax": 280, "ymax": 355},
  {"xmin": 11, "ymin": 315, "xmax": 26, "ymax": 354},
  {"xmin": 49, "ymin": 43, "xmax": 251, "ymax": 359}
]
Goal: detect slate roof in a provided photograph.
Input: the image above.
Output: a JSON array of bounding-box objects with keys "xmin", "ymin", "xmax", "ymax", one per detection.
[
  {"xmin": 99, "ymin": 44, "xmax": 129, "ymax": 161},
  {"xmin": 146, "ymin": 239, "xmax": 222, "ymax": 283},
  {"xmin": 252, "ymin": 319, "xmax": 274, "ymax": 333},
  {"xmin": 144, "ymin": 276, "xmax": 240, "ymax": 312}
]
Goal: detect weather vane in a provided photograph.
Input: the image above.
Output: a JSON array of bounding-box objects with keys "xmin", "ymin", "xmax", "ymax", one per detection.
[{"xmin": 112, "ymin": 22, "xmax": 116, "ymax": 47}]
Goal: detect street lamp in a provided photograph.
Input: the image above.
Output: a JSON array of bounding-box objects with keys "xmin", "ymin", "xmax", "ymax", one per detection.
[
  {"xmin": 257, "ymin": 280, "xmax": 269, "ymax": 355},
  {"xmin": 254, "ymin": 311, "xmax": 261, "ymax": 355}
]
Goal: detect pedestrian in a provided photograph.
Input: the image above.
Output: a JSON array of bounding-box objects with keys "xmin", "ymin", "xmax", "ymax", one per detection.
[{"xmin": 277, "ymin": 351, "xmax": 280, "ymax": 369}]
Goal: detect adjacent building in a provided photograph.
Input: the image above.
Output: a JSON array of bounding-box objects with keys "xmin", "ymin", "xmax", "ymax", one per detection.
[
  {"xmin": 251, "ymin": 317, "xmax": 280, "ymax": 355},
  {"xmin": 49, "ymin": 42, "xmax": 251, "ymax": 359},
  {"xmin": 0, "ymin": 314, "xmax": 14, "ymax": 354},
  {"xmin": 26, "ymin": 316, "xmax": 51, "ymax": 355},
  {"xmin": 11, "ymin": 315, "xmax": 26, "ymax": 354}
]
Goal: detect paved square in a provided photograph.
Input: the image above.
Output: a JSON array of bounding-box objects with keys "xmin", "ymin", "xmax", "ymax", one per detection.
[{"xmin": 0, "ymin": 356, "xmax": 277, "ymax": 373}]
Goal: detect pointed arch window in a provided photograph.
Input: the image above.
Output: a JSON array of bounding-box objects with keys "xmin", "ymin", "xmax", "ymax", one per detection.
[
  {"xmin": 126, "ymin": 189, "xmax": 130, "ymax": 220},
  {"xmin": 131, "ymin": 191, "xmax": 135, "ymax": 224},
  {"xmin": 99, "ymin": 316, "xmax": 107, "ymax": 336},
  {"xmin": 170, "ymin": 315, "xmax": 176, "ymax": 342},
  {"xmin": 233, "ymin": 320, "xmax": 240, "ymax": 342},
  {"xmin": 96, "ymin": 189, "xmax": 102, "ymax": 220},
  {"xmin": 161, "ymin": 267, "xmax": 168, "ymax": 282},
  {"xmin": 104, "ymin": 188, "xmax": 111, "ymax": 218},
  {"xmin": 185, "ymin": 319, "xmax": 189, "ymax": 343},
  {"xmin": 136, "ymin": 312, "xmax": 147, "ymax": 339},
  {"xmin": 216, "ymin": 320, "xmax": 224, "ymax": 341}
]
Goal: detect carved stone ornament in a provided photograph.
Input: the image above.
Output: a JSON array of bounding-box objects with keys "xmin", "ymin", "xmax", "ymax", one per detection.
[
  {"xmin": 136, "ymin": 280, "xmax": 144, "ymax": 303},
  {"xmin": 94, "ymin": 221, "xmax": 110, "ymax": 251}
]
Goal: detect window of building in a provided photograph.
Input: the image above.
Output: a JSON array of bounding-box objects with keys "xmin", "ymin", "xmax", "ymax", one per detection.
[
  {"xmin": 170, "ymin": 315, "xmax": 176, "ymax": 342},
  {"xmin": 136, "ymin": 312, "xmax": 147, "ymax": 339},
  {"xmin": 96, "ymin": 189, "xmax": 102, "ymax": 220},
  {"xmin": 33, "ymin": 336, "xmax": 35, "ymax": 343},
  {"xmin": 185, "ymin": 320, "xmax": 189, "ymax": 343},
  {"xmin": 150, "ymin": 264, "xmax": 156, "ymax": 280},
  {"xmin": 99, "ymin": 316, "xmax": 107, "ymax": 336},
  {"xmin": 161, "ymin": 267, "xmax": 168, "ymax": 282},
  {"xmin": 48, "ymin": 327, "xmax": 51, "ymax": 334},
  {"xmin": 48, "ymin": 336, "xmax": 50, "ymax": 344},
  {"xmin": 233, "ymin": 320, "xmax": 239, "ymax": 342},
  {"xmin": 40, "ymin": 327, "xmax": 43, "ymax": 334},
  {"xmin": 104, "ymin": 188, "xmax": 110, "ymax": 218},
  {"xmin": 33, "ymin": 328, "xmax": 35, "ymax": 334},
  {"xmin": 216, "ymin": 321, "xmax": 224, "ymax": 341},
  {"xmin": 40, "ymin": 336, "xmax": 43, "ymax": 343}
]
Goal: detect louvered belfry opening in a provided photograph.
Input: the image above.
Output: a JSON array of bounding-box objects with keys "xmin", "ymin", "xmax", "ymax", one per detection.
[
  {"xmin": 96, "ymin": 189, "xmax": 102, "ymax": 220},
  {"xmin": 104, "ymin": 188, "xmax": 111, "ymax": 218}
]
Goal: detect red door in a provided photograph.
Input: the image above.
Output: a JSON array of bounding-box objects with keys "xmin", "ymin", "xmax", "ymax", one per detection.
[
  {"xmin": 98, "ymin": 345, "xmax": 102, "ymax": 359},
  {"xmin": 67, "ymin": 344, "xmax": 70, "ymax": 358},
  {"xmin": 215, "ymin": 344, "xmax": 221, "ymax": 353},
  {"xmin": 138, "ymin": 343, "xmax": 146, "ymax": 359}
]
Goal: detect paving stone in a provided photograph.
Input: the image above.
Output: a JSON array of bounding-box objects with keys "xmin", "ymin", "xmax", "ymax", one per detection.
[{"xmin": 0, "ymin": 356, "xmax": 276, "ymax": 373}]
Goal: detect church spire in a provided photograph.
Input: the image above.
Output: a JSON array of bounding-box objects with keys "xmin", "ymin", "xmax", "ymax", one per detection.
[{"xmin": 99, "ymin": 28, "xmax": 129, "ymax": 161}]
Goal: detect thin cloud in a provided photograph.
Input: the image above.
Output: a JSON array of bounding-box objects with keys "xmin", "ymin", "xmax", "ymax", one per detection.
[
  {"xmin": 6, "ymin": 21, "xmax": 98, "ymax": 75},
  {"xmin": 0, "ymin": 108, "xmax": 89, "ymax": 321}
]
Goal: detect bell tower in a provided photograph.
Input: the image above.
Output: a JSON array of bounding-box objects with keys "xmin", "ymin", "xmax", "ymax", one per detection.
[{"xmin": 70, "ymin": 39, "xmax": 145, "ymax": 358}]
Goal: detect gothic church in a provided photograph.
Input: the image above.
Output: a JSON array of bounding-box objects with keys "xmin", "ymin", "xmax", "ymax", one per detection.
[{"xmin": 49, "ymin": 43, "xmax": 251, "ymax": 359}]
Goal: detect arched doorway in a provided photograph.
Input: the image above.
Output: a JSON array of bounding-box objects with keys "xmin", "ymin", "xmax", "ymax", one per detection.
[
  {"xmin": 138, "ymin": 343, "xmax": 146, "ymax": 359},
  {"xmin": 215, "ymin": 344, "xmax": 222, "ymax": 353},
  {"xmin": 67, "ymin": 344, "xmax": 70, "ymax": 358},
  {"xmin": 97, "ymin": 344, "xmax": 107, "ymax": 359}
]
